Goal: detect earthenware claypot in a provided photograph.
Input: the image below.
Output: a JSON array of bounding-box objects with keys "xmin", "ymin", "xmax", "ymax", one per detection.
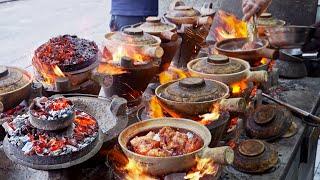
[
  {"xmin": 155, "ymin": 77, "xmax": 246, "ymax": 115},
  {"xmin": 0, "ymin": 65, "xmax": 32, "ymax": 112},
  {"xmin": 256, "ymin": 13, "xmax": 285, "ymax": 37},
  {"xmin": 233, "ymin": 139, "xmax": 278, "ymax": 173},
  {"xmin": 104, "ymin": 27, "xmax": 164, "ymax": 60},
  {"xmin": 187, "ymin": 54, "xmax": 268, "ymax": 85},
  {"xmin": 165, "ymin": 1, "xmax": 212, "ymax": 26},
  {"xmin": 214, "ymin": 38, "xmax": 278, "ymax": 66},
  {"xmin": 118, "ymin": 118, "xmax": 234, "ymax": 176}
]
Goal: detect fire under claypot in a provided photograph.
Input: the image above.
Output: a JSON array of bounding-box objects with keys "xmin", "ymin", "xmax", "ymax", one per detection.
[
  {"xmin": 165, "ymin": 1, "xmax": 212, "ymax": 26},
  {"xmin": 155, "ymin": 77, "xmax": 246, "ymax": 116},
  {"xmin": 245, "ymin": 105, "xmax": 293, "ymax": 141},
  {"xmin": 214, "ymin": 38, "xmax": 278, "ymax": 66},
  {"xmin": 187, "ymin": 54, "xmax": 268, "ymax": 85},
  {"xmin": 256, "ymin": 13, "xmax": 285, "ymax": 37},
  {"xmin": 233, "ymin": 139, "xmax": 278, "ymax": 173},
  {"xmin": 137, "ymin": 17, "xmax": 181, "ymax": 71},
  {"xmin": 118, "ymin": 118, "xmax": 234, "ymax": 176},
  {"xmin": 0, "ymin": 65, "xmax": 33, "ymax": 112},
  {"xmin": 95, "ymin": 28, "xmax": 164, "ymax": 106}
]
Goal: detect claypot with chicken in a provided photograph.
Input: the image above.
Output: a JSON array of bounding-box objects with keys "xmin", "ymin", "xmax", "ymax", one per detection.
[
  {"xmin": 0, "ymin": 65, "xmax": 32, "ymax": 112},
  {"xmin": 214, "ymin": 38, "xmax": 278, "ymax": 66},
  {"xmin": 118, "ymin": 118, "xmax": 234, "ymax": 176},
  {"xmin": 155, "ymin": 77, "xmax": 246, "ymax": 116},
  {"xmin": 165, "ymin": 0, "xmax": 212, "ymax": 26},
  {"xmin": 187, "ymin": 54, "xmax": 268, "ymax": 85},
  {"xmin": 137, "ymin": 17, "xmax": 181, "ymax": 71}
]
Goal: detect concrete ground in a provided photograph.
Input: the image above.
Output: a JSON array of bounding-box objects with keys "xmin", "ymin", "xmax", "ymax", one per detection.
[{"xmin": 0, "ymin": 0, "xmax": 110, "ymax": 69}]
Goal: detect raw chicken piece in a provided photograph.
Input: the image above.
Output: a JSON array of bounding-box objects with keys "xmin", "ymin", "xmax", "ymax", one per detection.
[{"xmin": 185, "ymin": 136, "xmax": 203, "ymax": 153}]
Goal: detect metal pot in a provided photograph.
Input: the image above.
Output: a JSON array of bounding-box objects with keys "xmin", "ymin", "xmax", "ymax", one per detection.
[
  {"xmin": 187, "ymin": 55, "xmax": 268, "ymax": 85},
  {"xmin": 155, "ymin": 77, "xmax": 246, "ymax": 116},
  {"xmin": 0, "ymin": 66, "xmax": 33, "ymax": 112},
  {"xmin": 214, "ymin": 38, "xmax": 278, "ymax": 66},
  {"xmin": 118, "ymin": 118, "xmax": 234, "ymax": 175},
  {"xmin": 265, "ymin": 26, "xmax": 315, "ymax": 49},
  {"xmin": 256, "ymin": 13, "xmax": 285, "ymax": 37},
  {"xmin": 165, "ymin": 1, "xmax": 212, "ymax": 26}
]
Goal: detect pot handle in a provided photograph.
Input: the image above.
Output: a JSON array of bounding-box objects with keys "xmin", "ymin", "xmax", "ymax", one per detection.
[
  {"xmin": 201, "ymin": 146, "xmax": 234, "ymax": 165},
  {"xmin": 257, "ymin": 48, "xmax": 279, "ymax": 60},
  {"xmin": 142, "ymin": 46, "xmax": 164, "ymax": 59},
  {"xmin": 220, "ymin": 98, "xmax": 246, "ymax": 113},
  {"xmin": 160, "ymin": 31, "xmax": 178, "ymax": 41},
  {"xmin": 248, "ymin": 70, "xmax": 268, "ymax": 83},
  {"xmin": 197, "ymin": 16, "xmax": 213, "ymax": 26},
  {"xmin": 169, "ymin": 0, "xmax": 185, "ymax": 10},
  {"xmin": 101, "ymin": 96, "xmax": 128, "ymax": 142}
]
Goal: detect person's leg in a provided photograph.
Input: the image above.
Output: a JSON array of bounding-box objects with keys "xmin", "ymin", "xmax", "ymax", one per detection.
[{"xmin": 109, "ymin": 15, "xmax": 146, "ymax": 31}]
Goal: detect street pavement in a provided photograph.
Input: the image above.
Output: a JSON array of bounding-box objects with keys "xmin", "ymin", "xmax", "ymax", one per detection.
[{"xmin": 0, "ymin": 0, "xmax": 110, "ymax": 68}]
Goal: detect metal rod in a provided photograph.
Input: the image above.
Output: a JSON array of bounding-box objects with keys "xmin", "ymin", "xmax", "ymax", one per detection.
[{"xmin": 262, "ymin": 93, "xmax": 320, "ymax": 124}]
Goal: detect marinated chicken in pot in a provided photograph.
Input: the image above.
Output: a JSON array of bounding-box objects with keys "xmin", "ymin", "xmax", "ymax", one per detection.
[{"xmin": 129, "ymin": 127, "xmax": 203, "ymax": 157}]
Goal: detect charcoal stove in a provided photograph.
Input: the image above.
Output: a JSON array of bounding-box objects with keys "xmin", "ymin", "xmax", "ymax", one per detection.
[
  {"xmin": 275, "ymin": 48, "xmax": 320, "ymax": 78},
  {"xmin": 1, "ymin": 95, "xmax": 128, "ymax": 170},
  {"xmin": 32, "ymin": 35, "xmax": 101, "ymax": 96}
]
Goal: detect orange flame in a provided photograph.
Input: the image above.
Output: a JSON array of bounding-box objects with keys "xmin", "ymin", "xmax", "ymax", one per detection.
[
  {"xmin": 52, "ymin": 65, "xmax": 65, "ymax": 77},
  {"xmin": 159, "ymin": 67, "xmax": 190, "ymax": 85},
  {"xmin": 149, "ymin": 96, "xmax": 165, "ymax": 118},
  {"xmin": 230, "ymin": 80, "xmax": 248, "ymax": 95},
  {"xmin": 106, "ymin": 45, "xmax": 150, "ymax": 64},
  {"xmin": 185, "ymin": 157, "xmax": 219, "ymax": 180},
  {"xmin": 198, "ymin": 103, "xmax": 220, "ymax": 125},
  {"xmin": 97, "ymin": 63, "xmax": 127, "ymax": 75},
  {"xmin": 260, "ymin": 58, "xmax": 268, "ymax": 65},
  {"xmin": 123, "ymin": 159, "xmax": 157, "ymax": 180},
  {"xmin": 212, "ymin": 10, "xmax": 248, "ymax": 41}
]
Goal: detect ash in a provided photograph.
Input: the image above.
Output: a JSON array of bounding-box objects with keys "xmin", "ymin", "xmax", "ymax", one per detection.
[{"xmin": 6, "ymin": 111, "xmax": 99, "ymax": 156}]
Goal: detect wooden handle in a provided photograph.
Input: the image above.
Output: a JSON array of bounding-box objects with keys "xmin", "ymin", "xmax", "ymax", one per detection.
[
  {"xmin": 201, "ymin": 146, "xmax": 234, "ymax": 165},
  {"xmin": 248, "ymin": 70, "xmax": 268, "ymax": 83},
  {"xmin": 197, "ymin": 16, "xmax": 213, "ymax": 26},
  {"xmin": 220, "ymin": 98, "xmax": 246, "ymax": 113},
  {"xmin": 257, "ymin": 48, "xmax": 279, "ymax": 59},
  {"xmin": 160, "ymin": 31, "xmax": 178, "ymax": 41},
  {"xmin": 142, "ymin": 46, "xmax": 164, "ymax": 58}
]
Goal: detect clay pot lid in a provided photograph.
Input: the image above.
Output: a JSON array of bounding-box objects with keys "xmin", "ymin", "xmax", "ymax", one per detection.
[
  {"xmin": 138, "ymin": 17, "xmax": 176, "ymax": 34},
  {"xmin": 254, "ymin": 106, "xmax": 276, "ymax": 124},
  {"xmin": 239, "ymin": 139, "xmax": 265, "ymax": 157},
  {"xmin": 0, "ymin": 66, "xmax": 30, "ymax": 94},
  {"xmin": 160, "ymin": 77, "xmax": 228, "ymax": 102},
  {"xmin": 191, "ymin": 55, "xmax": 246, "ymax": 74},
  {"xmin": 257, "ymin": 13, "xmax": 285, "ymax": 26},
  {"xmin": 106, "ymin": 27, "xmax": 159, "ymax": 46},
  {"xmin": 167, "ymin": 5, "xmax": 200, "ymax": 18}
]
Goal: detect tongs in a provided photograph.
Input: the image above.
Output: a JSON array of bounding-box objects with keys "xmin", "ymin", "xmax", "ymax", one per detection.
[
  {"xmin": 247, "ymin": 15, "xmax": 258, "ymax": 42},
  {"xmin": 262, "ymin": 92, "xmax": 320, "ymax": 127}
]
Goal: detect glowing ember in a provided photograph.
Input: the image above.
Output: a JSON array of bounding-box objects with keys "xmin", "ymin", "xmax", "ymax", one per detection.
[
  {"xmin": 97, "ymin": 63, "xmax": 127, "ymax": 75},
  {"xmin": 230, "ymin": 80, "xmax": 248, "ymax": 95},
  {"xmin": 159, "ymin": 67, "xmax": 190, "ymax": 85},
  {"xmin": 260, "ymin": 58, "xmax": 268, "ymax": 65},
  {"xmin": 185, "ymin": 157, "xmax": 219, "ymax": 180},
  {"xmin": 199, "ymin": 103, "xmax": 220, "ymax": 125},
  {"xmin": 212, "ymin": 10, "xmax": 248, "ymax": 41}
]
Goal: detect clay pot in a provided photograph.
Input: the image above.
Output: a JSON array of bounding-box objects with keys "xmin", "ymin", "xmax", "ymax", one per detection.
[
  {"xmin": 256, "ymin": 13, "xmax": 285, "ymax": 37},
  {"xmin": 0, "ymin": 66, "xmax": 32, "ymax": 112},
  {"xmin": 155, "ymin": 77, "xmax": 246, "ymax": 116},
  {"xmin": 118, "ymin": 118, "xmax": 234, "ymax": 175},
  {"xmin": 188, "ymin": 54, "xmax": 268, "ymax": 85},
  {"xmin": 233, "ymin": 139, "xmax": 278, "ymax": 173}
]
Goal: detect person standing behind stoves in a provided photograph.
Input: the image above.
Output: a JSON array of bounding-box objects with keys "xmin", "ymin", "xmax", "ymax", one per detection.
[{"xmin": 109, "ymin": 0, "xmax": 159, "ymax": 31}]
